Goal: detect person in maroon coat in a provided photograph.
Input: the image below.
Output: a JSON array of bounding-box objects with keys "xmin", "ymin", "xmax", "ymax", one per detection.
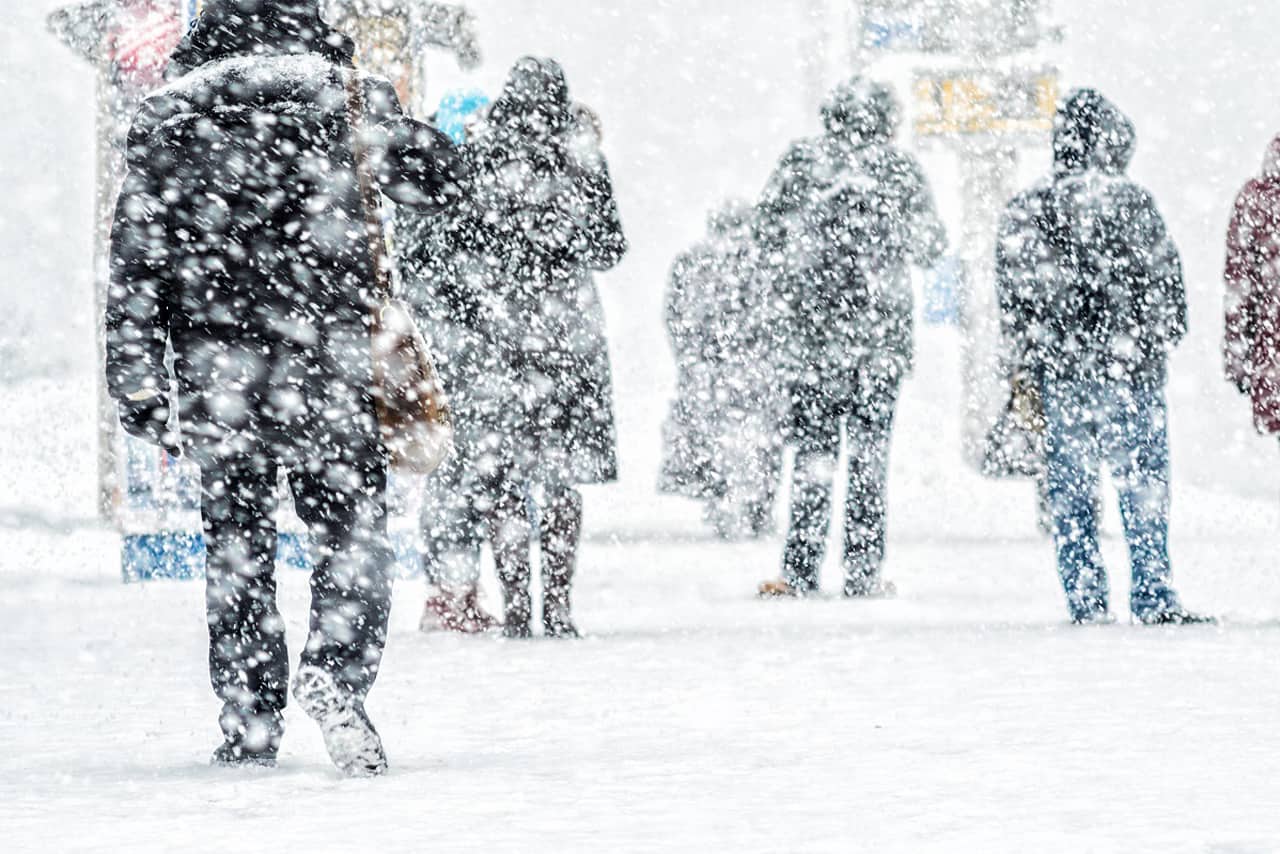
[{"xmin": 1225, "ymin": 135, "xmax": 1280, "ymax": 437}]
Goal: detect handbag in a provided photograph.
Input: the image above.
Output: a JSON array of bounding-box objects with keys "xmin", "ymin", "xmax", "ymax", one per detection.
[
  {"xmin": 982, "ymin": 373, "xmax": 1046, "ymax": 479},
  {"xmin": 345, "ymin": 71, "xmax": 455, "ymax": 475}
]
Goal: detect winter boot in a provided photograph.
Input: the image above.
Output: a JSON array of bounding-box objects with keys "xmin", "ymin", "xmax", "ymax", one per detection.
[
  {"xmin": 210, "ymin": 742, "xmax": 278, "ymax": 769},
  {"xmin": 1071, "ymin": 611, "xmax": 1118, "ymax": 626},
  {"xmin": 541, "ymin": 487, "xmax": 583, "ymax": 639},
  {"xmin": 496, "ymin": 556, "xmax": 534, "ymax": 640},
  {"xmin": 420, "ymin": 585, "xmax": 501, "ymax": 634},
  {"xmin": 843, "ymin": 574, "xmax": 897, "ymax": 599},
  {"xmin": 758, "ymin": 578, "xmax": 814, "ymax": 598},
  {"xmin": 1138, "ymin": 608, "xmax": 1217, "ymax": 626},
  {"xmin": 214, "ymin": 707, "xmax": 283, "ymax": 768},
  {"xmin": 543, "ymin": 589, "xmax": 579, "ymax": 638},
  {"xmin": 291, "ymin": 666, "xmax": 388, "ymax": 778}
]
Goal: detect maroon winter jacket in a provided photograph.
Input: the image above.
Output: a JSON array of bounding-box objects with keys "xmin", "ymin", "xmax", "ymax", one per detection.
[{"xmin": 1225, "ymin": 135, "xmax": 1280, "ymax": 435}]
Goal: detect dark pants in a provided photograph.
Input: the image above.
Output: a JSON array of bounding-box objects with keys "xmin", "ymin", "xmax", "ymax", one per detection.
[
  {"xmin": 782, "ymin": 372, "xmax": 900, "ymax": 593},
  {"xmin": 200, "ymin": 447, "xmax": 393, "ymax": 754},
  {"xmin": 487, "ymin": 465, "xmax": 583, "ymax": 628},
  {"xmin": 1041, "ymin": 377, "xmax": 1182, "ymax": 621}
]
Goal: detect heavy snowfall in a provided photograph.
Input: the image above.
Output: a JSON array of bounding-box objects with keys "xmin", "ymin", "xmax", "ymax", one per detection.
[{"xmin": 2, "ymin": 1, "xmax": 1280, "ymax": 851}]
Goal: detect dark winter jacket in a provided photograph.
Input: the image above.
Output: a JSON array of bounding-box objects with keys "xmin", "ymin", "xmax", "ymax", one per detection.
[
  {"xmin": 106, "ymin": 0, "xmax": 463, "ymax": 462},
  {"xmin": 1224, "ymin": 135, "xmax": 1280, "ymax": 435},
  {"xmin": 667, "ymin": 201, "xmax": 779, "ymax": 381},
  {"xmin": 756, "ymin": 78, "xmax": 946, "ymax": 396},
  {"xmin": 996, "ymin": 89, "xmax": 1186, "ymax": 387},
  {"xmin": 411, "ymin": 57, "xmax": 627, "ymax": 485}
]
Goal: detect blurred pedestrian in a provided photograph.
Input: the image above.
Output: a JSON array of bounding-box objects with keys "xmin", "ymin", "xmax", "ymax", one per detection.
[
  {"xmin": 755, "ymin": 78, "xmax": 946, "ymax": 599},
  {"xmin": 661, "ymin": 200, "xmax": 785, "ymax": 538},
  {"xmin": 425, "ymin": 57, "xmax": 627, "ymax": 638},
  {"xmin": 106, "ymin": 0, "xmax": 463, "ymax": 773},
  {"xmin": 1224, "ymin": 134, "xmax": 1280, "ymax": 441},
  {"xmin": 997, "ymin": 88, "xmax": 1209, "ymax": 625}
]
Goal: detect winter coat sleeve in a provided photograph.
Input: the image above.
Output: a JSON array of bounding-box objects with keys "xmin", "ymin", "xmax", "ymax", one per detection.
[
  {"xmin": 754, "ymin": 141, "xmax": 814, "ymax": 255},
  {"xmin": 574, "ymin": 160, "xmax": 628, "ymax": 273},
  {"xmin": 363, "ymin": 78, "xmax": 467, "ymax": 213},
  {"xmin": 1123, "ymin": 185, "xmax": 1188, "ymax": 351},
  {"xmin": 901, "ymin": 156, "xmax": 947, "ymax": 269},
  {"xmin": 1224, "ymin": 184, "xmax": 1260, "ymax": 391},
  {"xmin": 105, "ymin": 120, "xmax": 174, "ymax": 405},
  {"xmin": 994, "ymin": 191, "xmax": 1048, "ymax": 374},
  {"xmin": 665, "ymin": 251, "xmax": 698, "ymax": 353}
]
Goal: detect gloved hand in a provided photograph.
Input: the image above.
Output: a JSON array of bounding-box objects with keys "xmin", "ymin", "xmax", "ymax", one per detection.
[{"xmin": 118, "ymin": 390, "xmax": 180, "ymax": 455}]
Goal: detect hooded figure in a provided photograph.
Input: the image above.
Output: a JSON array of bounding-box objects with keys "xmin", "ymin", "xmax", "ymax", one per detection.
[
  {"xmin": 755, "ymin": 78, "xmax": 946, "ymax": 599},
  {"xmin": 1224, "ymin": 134, "xmax": 1280, "ymax": 436},
  {"xmin": 661, "ymin": 200, "xmax": 784, "ymax": 538},
  {"xmin": 999, "ymin": 88, "xmax": 1186, "ymax": 386},
  {"xmin": 105, "ymin": 0, "xmax": 464, "ymax": 773},
  {"xmin": 995, "ymin": 88, "xmax": 1206, "ymax": 626},
  {"xmin": 412, "ymin": 56, "xmax": 626, "ymax": 638}
]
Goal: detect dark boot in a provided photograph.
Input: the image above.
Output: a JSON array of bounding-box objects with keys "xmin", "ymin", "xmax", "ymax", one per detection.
[
  {"xmin": 492, "ymin": 490, "xmax": 534, "ymax": 639},
  {"xmin": 496, "ymin": 552, "xmax": 533, "ymax": 639},
  {"xmin": 541, "ymin": 487, "xmax": 583, "ymax": 639},
  {"xmin": 210, "ymin": 740, "xmax": 278, "ymax": 769}
]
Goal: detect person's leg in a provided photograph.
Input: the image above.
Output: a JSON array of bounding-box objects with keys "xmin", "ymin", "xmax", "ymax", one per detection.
[
  {"xmin": 1105, "ymin": 382, "xmax": 1183, "ymax": 620},
  {"xmin": 291, "ymin": 452, "xmax": 394, "ymax": 701},
  {"xmin": 1042, "ymin": 379, "xmax": 1110, "ymax": 621},
  {"xmin": 841, "ymin": 371, "xmax": 901, "ymax": 596},
  {"xmin": 419, "ymin": 455, "xmax": 496, "ymax": 633},
  {"xmin": 540, "ymin": 483, "xmax": 584, "ymax": 638},
  {"xmin": 775, "ymin": 385, "xmax": 841, "ymax": 595},
  {"xmin": 287, "ymin": 448, "xmax": 395, "ymax": 776},
  {"xmin": 200, "ymin": 452, "xmax": 287, "ymax": 762},
  {"xmin": 488, "ymin": 470, "xmax": 534, "ymax": 638}
]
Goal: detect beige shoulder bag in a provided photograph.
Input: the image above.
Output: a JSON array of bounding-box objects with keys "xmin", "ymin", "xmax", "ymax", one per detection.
[{"xmin": 345, "ymin": 71, "xmax": 454, "ymax": 475}]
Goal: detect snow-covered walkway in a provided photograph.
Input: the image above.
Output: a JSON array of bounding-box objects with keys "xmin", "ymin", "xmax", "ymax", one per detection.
[{"xmin": 3, "ymin": 368, "xmax": 1279, "ymax": 851}]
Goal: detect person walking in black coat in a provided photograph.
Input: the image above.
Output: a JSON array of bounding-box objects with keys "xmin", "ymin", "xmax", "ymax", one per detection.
[
  {"xmin": 106, "ymin": 0, "xmax": 463, "ymax": 774},
  {"xmin": 996, "ymin": 88, "xmax": 1208, "ymax": 625},
  {"xmin": 756, "ymin": 78, "xmax": 946, "ymax": 599},
  {"xmin": 423, "ymin": 57, "xmax": 627, "ymax": 638}
]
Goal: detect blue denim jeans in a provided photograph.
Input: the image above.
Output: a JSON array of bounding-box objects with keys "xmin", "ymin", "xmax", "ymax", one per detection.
[{"xmin": 1041, "ymin": 377, "xmax": 1183, "ymax": 621}]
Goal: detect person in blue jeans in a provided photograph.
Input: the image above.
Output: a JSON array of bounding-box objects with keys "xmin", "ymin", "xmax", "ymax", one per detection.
[
  {"xmin": 996, "ymin": 88, "xmax": 1211, "ymax": 625},
  {"xmin": 1041, "ymin": 380, "xmax": 1185, "ymax": 621}
]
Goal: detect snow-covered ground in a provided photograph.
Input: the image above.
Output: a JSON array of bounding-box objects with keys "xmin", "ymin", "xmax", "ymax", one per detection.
[
  {"xmin": 4, "ymin": 331, "xmax": 1280, "ymax": 852},
  {"xmin": 5, "ymin": 0, "xmax": 1280, "ymax": 851}
]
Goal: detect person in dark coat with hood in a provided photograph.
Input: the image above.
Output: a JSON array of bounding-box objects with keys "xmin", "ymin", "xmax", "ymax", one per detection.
[
  {"xmin": 996, "ymin": 88, "xmax": 1208, "ymax": 625},
  {"xmin": 1224, "ymin": 135, "xmax": 1280, "ymax": 439},
  {"xmin": 420, "ymin": 57, "xmax": 626, "ymax": 639},
  {"xmin": 661, "ymin": 199, "xmax": 784, "ymax": 538},
  {"xmin": 106, "ymin": 0, "xmax": 463, "ymax": 773},
  {"xmin": 755, "ymin": 77, "xmax": 946, "ymax": 599}
]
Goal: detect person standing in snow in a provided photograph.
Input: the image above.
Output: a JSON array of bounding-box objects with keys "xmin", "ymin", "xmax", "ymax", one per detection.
[
  {"xmin": 425, "ymin": 57, "xmax": 626, "ymax": 638},
  {"xmin": 1224, "ymin": 135, "xmax": 1280, "ymax": 441},
  {"xmin": 997, "ymin": 88, "xmax": 1209, "ymax": 625},
  {"xmin": 397, "ymin": 90, "xmax": 501, "ymax": 635},
  {"xmin": 661, "ymin": 200, "xmax": 785, "ymax": 538},
  {"xmin": 106, "ymin": 0, "xmax": 463, "ymax": 773},
  {"xmin": 755, "ymin": 78, "xmax": 946, "ymax": 599}
]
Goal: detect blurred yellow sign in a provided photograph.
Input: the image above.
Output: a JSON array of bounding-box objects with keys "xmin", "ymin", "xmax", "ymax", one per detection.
[{"xmin": 914, "ymin": 70, "xmax": 1058, "ymax": 138}]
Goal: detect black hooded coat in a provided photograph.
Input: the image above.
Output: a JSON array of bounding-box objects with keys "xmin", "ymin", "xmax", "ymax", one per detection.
[
  {"xmin": 106, "ymin": 0, "xmax": 463, "ymax": 462},
  {"xmin": 756, "ymin": 78, "xmax": 946, "ymax": 399},
  {"xmin": 996, "ymin": 88, "xmax": 1187, "ymax": 386},
  {"xmin": 409, "ymin": 57, "xmax": 627, "ymax": 486}
]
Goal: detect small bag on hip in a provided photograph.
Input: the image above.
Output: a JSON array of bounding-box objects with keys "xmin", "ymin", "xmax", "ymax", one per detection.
[
  {"xmin": 982, "ymin": 372, "xmax": 1047, "ymax": 479},
  {"xmin": 345, "ymin": 71, "xmax": 454, "ymax": 474}
]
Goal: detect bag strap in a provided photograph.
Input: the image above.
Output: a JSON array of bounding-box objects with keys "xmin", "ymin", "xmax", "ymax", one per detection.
[{"xmin": 343, "ymin": 70, "xmax": 394, "ymax": 302}]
